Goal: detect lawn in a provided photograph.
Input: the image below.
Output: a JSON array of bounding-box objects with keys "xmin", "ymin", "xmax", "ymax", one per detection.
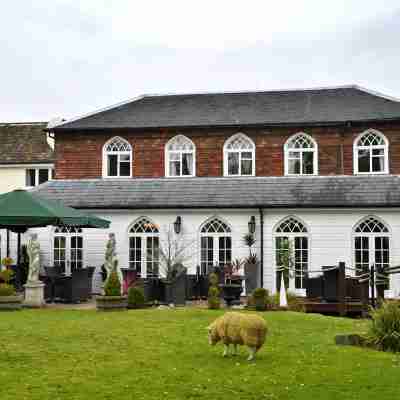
[{"xmin": 0, "ymin": 309, "xmax": 399, "ymax": 400}]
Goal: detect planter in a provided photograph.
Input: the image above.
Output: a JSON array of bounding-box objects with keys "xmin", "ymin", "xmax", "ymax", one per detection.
[
  {"xmin": 244, "ymin": 262, "xmax": 260, "ymax": 296},
  {"xmin": 0, "ymin": 295, "xmax": 23, "ymax": 311},
  {"xmin": 96, "ymin": 295, "xmax": 127, "ymax": 311},
  {"xmin": 219, "ymin": 283, "xmax": 243, "ymax": 307}
]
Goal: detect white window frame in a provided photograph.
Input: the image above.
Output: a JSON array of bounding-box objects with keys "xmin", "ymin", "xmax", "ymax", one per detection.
[
  {"xmin": 199, "ymin": 217, "xmax": 233, "ymax": 270},
  {"xmin": 223, "ymin": 133, "xmax": 255, "ymax": 177},
  {"xmin": 284, "ymin": 132, "xmax": 318, "ymax": 176},
  {"xmin": 102, "ymin": 136, "xmax": 132, "ymax": 178},
  {"xmin": 165, "ymin": 135, "xmax": 196, "ymax": 177},
  {"xmin": 52, "ymin": 226, "xmax": 85, "ymax": 276},
  {"xmin": 353, "ymin": 129, "xmax": 389, "ymax": 175},
  {"xmin": 273, "ymin": 216, "xmax": 310, "ymax": 295},
  {"xmin": 25, "ymin": 167, "xmax": 54, "ymax": 188},
  {"xmin": 128, "ymin": 217, "xmax": 160, "ymax": 278},
  {"xmin": 352, "ymin": 216, "xmax": 391, "ymax": 296}
]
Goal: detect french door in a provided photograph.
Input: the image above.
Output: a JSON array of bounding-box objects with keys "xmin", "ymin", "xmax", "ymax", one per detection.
[
  {"xmin": 200, "ymin": 235, "xmax": 232, "ymax": 273},
  {"xmin": 354, "ymin": 235, "xmax": 390, "ymax": 291},
  {"xmin": 53, "ymin": 227, "xmax": 84, "ymax": 274},
  {"xmin": 129, "ymin": 235, "xmax": 159, "ymax": 277}
]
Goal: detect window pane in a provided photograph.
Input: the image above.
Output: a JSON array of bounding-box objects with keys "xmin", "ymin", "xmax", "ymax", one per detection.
[
  {"xmin": 120, "ymin": 154, "xmax": 130, "ymax": 162},
  {"xmin": 119, "ymin": 162, "xmax": 131, "ymax": 176},
  {"xmin": 241, "ymin": 159, "xmax": 252, "ymax": 175},
  {"xmin": 358, "ymin": 149, "xmax": 370, "ymax": 172},
  {"xmin": 288, "ymin": 159, "xmax": 300, "ymax": 174},
  {"xmin": 25, "ymin": 169, "xmax": 36, "ymax": 186},
  {"xmin": 228, "ymin": 152, "xmax": 239, "ymax": 175},
  {"xmin": 169, "ymin": 161, "xmax": 180, "ymax": 176},
  {"xmin": 182, "ymin": 153, "xmax": 193, "ymax": 175},
  {"xmin": 241, "ymin": 152, "xmax": 252, "ymax": 159},
  {"xmin": 302, "ymin": 152, "xmax": 314, "ymax": 174},
  {"xmin": 372, "ymin": 156, "xmax": 384, "ymax": 172},
  {"xmin": 107, "ymin": 155, "xmax": 118, "ymax": 176},
  {"xmin": 38, "ymin": 169, "xmax": 49, "ymax": 184}
]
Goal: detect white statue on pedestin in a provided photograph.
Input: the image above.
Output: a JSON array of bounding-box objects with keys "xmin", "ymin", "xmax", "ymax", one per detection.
[{"xmin": 27, "ymin": 233, "xmax": 41, "ymax": 283}]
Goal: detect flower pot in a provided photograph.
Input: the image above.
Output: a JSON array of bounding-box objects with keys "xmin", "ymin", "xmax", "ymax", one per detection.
[
  {"xmin": 0, "ymin": 295, "xmax": 23, "ymax": 311},
  {"xmin": 219, "ymin": 284, "xmax": 243, "ymax": 307},
  {"xmin": 95, "ymin": 295, "xmax": 127, "ymax": 311}
]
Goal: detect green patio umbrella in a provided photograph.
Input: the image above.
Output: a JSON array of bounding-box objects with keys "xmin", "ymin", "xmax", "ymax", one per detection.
[{"xmin": 0, "ymin": 189, "xmax": 110, "ymax": 264}]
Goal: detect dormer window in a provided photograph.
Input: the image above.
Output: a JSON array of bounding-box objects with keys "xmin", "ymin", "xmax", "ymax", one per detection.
[
  {"xmin": 103, "ymin": 137, "xmax": 132, "ymax": 178},
  {"xmin": 353, "ymin": 129, "xmax": 389, "ymax": 174},
  {"xmin": 165, "ymin": 135, "xmax": 195, "ymax": 177},
  {"xmin": 284, "ymin": 133, "xmax": 318, "ymax": 175},
  {"xmin": 223, "ymin": 133, "xmax": 255, "ymax": 176}
]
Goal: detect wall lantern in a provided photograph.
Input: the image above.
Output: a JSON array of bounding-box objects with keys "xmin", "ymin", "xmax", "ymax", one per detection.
[
  {"xmin": 174, "ymin": 216, "xmax": 182, "ymax": 234},
  {"xmin": 248, "ymin": 216, "xmax": 256, "ymax": 234}
]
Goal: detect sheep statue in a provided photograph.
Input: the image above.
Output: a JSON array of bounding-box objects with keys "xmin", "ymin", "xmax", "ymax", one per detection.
[{"xmin": 207, "ymin": 312, "xmax": 268, "ymax": 361}]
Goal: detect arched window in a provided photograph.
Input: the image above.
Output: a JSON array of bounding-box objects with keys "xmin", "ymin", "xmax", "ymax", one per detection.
[
  {"xmin": 200, "ymin": 217, "xmax": 232, "ymax": 272},
  {"xmin": 274, "ymin": 216, "xmax": 309, "ymax": 292},
  {"xmin": 353, "ymin": 129, "xmax": 389, "ymax": 174},
  {"xmin": 353, "ymin": 217, "xmax": 390, "ymax": 290},
  {"xmin": 103, "ymin": 136, "xmax": 132, "ymax": 178},
  {"xmin": 223, "ymin": 133, "xmax": 255, "ymax": 176},
  {"xmin": 165, "ymin": 135, "xmax": 195, "ymax": 177},
  {"xmin": 53, "ymin": 226, "xmax": 83, "ymax": 274},
  {"xmin": 129, "ymin": 217, "xmax": 159, "ymax": 277},
  {"xmin": 284, "ymin": 133, "xmax": 318, "ymax": 175}
]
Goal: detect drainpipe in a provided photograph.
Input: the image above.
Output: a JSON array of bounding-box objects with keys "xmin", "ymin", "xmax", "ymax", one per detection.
[{"xmin": 259, "ymin": 208, "xmax": 264, "ymax": 288}]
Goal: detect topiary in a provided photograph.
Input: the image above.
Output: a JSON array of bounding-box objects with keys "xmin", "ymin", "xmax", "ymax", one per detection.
[
  {"xmin": 104, "ymin": 270, "xmax": 121, "ymax": 296},
  {"xmin": 128, "ymin": 286, "xmax": 145, "ymax": 309},
  {"xmin": 0, "ymin": 283, "xmax": 16, "ymax": 297},
  {"xmin": 367, "ymin": 301, "xmax": 400, "ymax": 352},
  {"xmin": 208, "ymin": 274, "xmax": 220, "ymax": 309},
  {"xmin": 252, "ymin": 288, "xmax": 270, "ymax": 311},
  {"xmin": 0, "ymin": 269, "xmax": 14, "ymax": 284}
]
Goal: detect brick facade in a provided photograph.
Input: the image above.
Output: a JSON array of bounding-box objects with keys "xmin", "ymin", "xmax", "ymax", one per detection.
[{"xmin": 55, "ymin": 122, "xmax": 400, "ymax": 179}]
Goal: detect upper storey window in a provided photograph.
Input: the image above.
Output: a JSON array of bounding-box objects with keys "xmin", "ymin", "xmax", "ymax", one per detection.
[
  {"xmin": 284, "ymin": 133, "xmax": 318, "ymax": 175},
  {"xmin": 354, "ymin": 129, "xmax": 389, "ymax": 174},
  {"xmin": 165, "ymin": 135, "xmax": 196, "ymax": 177},
  {"xmin": 223, "ymin": 133, "xmax": 255, "ymax": 176},
  {"xmin": 103, "ymin": 137, "xmax": 132, "ymax": 178}
]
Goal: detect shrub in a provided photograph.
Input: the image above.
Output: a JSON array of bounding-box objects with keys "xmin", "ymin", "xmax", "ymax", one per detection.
[
  {"xmin": 128, "ymin": 286, "xmax": 145, "ymax": 309},
  {"xmin": 0, "ymin": 269, "xmax": 14, "ymax": 284},
  {"xmin": 251, "ymin": 288, "xmax": 270, "ymax": 311},
  {"xmin": 0, "ymin": 283, "xmax": 16, "ymax": 297},
  {"xmin": 104, "ymin": 270, "xmax": 121, "ymax": 296},
  {"xmin": 271, "ymin": 291, "xmax": 304, "ymax": 312},
  {"xmin": 208, "ymin": 274, "xmax": 220, "ymax": 309},
  {"xmin": 367, "ymin": 302, "xmax": 400, "ymax": 352}
]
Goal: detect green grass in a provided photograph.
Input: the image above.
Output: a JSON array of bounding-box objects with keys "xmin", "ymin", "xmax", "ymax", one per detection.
[{"xmin": 0, "ymin": 309, "xmax": 399, "ymax": 400}]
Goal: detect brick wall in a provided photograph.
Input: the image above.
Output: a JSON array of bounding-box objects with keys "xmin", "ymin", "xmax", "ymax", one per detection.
[{"xmin": 54, "ymin": 122, "xmax": 400, "ymax": 179}]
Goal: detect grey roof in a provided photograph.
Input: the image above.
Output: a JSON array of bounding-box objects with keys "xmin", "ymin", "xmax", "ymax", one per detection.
[
  {"xmin": 33, "ymin": 175, "xmax": 400, "ymax": 209},
  {"xmin": 0, "ymin": 122, "xmax": 54, "ymax": 165},
  {"xmin": 51, "ymin": 86, "xmax": 400, "ymax": 131}
]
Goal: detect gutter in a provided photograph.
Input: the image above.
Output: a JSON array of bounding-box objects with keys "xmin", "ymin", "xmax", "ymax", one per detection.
[{"xmin": 259, "ymin": 208, "xmax": 264, "ymax": 288}]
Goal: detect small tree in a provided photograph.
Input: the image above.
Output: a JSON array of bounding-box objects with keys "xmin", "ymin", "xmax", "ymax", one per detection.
[
  {"xmin": 104, "ymin": 269, "xmax": 121, "ymax": 296},
  {"xmin": 208, "ymin": 272, "xmax": 220, "ymax": 309},
  {"xmin": 243, "ymin": 234, "xmax": 258, "ymax": 264}
]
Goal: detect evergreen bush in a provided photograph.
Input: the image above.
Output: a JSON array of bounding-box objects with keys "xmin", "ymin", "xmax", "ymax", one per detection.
[
  {"xmin": 104, "ymin": 270, "xmax": 121, "ymax": 296},
  {"xmin": 252, "ymin": 287, "xmax": 270, "ymax": 311},
  {"xmin": 208, "ymin": 273, "xmax": 220, "ymax": 309},
  {"xmin": 0, "ymin": 283, "xmax": 15, "ymax": 297},
  {"xmin": 128, "ymin": 286, "xmax": 145, "ymax": 309}
]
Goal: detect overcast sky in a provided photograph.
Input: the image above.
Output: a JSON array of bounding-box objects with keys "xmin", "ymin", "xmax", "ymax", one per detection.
[{"xmin": 1, "ymin": 0, "xmax": 400, "ymax": 122}]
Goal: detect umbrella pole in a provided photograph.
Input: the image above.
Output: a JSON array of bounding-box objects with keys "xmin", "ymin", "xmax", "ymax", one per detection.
[
  {"xmin": 17, "ymin": 233, "xmax": 21, "ymax": 267},
  {"xmin": 6, "ymin": 229, "xmax": 10, "ymax": 257}
]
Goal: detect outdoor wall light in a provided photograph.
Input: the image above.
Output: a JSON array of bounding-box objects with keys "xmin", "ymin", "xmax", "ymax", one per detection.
[
  {"xmin": 248, "ymin": 216, "xmax": 256, "ymax": 234},
  {"xmin": 174, "ymin": 216, "xmax": 182, "ymax": 234}
]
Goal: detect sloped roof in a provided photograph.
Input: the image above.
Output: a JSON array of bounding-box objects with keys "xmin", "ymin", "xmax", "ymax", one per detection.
[
  {"xmin": 33, "ymin": 175, "xmax": 400, "ymax": 209},
  {"xmin": 0, "ymin": 122, "xmax": 54, "ymax": 165},
  {"xmin": 51, "ymin": 86, "xmax": 400, "ymax": 131}
]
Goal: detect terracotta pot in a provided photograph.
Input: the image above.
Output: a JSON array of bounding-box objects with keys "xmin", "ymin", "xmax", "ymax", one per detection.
[
  {"xmin": 0, "ymin": 295, "xmax": 23, "ymax": 311},
  {"xmin": 95, "ymin": 295, "xmax": 127, "ymax": 311}
]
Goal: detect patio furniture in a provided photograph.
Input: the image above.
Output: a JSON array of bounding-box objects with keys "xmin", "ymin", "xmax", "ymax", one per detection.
[{"xmin": 163, "ymin": 268, "xmax": 187, "ymax": 306}]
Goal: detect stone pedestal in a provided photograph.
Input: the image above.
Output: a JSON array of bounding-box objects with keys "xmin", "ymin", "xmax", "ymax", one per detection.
[{"xmin": 24, "ymin": 281, "xmax": 45, "ymax": 308}]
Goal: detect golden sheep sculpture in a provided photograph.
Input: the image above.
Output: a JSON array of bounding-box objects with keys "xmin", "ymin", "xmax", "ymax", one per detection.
[{"xmin": 207, "ymin": 312, "xmax": 268, "ymax": 361}]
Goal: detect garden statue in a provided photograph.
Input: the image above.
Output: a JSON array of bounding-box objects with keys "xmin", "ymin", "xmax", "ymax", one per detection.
[
  {"xmin": 27, "ymin": 233, "xmax": 41, "ymax": 282},
  {"xmin": 104, "ymin": 233, "xmax": 123, "ymax": 290}
]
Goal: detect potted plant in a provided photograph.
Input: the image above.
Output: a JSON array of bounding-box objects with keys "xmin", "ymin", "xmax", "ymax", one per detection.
[
  {"xmin": 243, "ymin": 233, "xmax": 260, "ymax": 295},
  {"xmin": 251, "ymin": 288, "xmax": 270, "ymax": 311},
  {"xmin": 219, "ymin": 259, "xmax": 244, "ymax": 306},
  {"xmin": 0, "ymin": 266, "xmax": 23, "ymax": 311},
  {"xmin": 96, "ymin": 265, "xmax": 127, "ymax": 311}
]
